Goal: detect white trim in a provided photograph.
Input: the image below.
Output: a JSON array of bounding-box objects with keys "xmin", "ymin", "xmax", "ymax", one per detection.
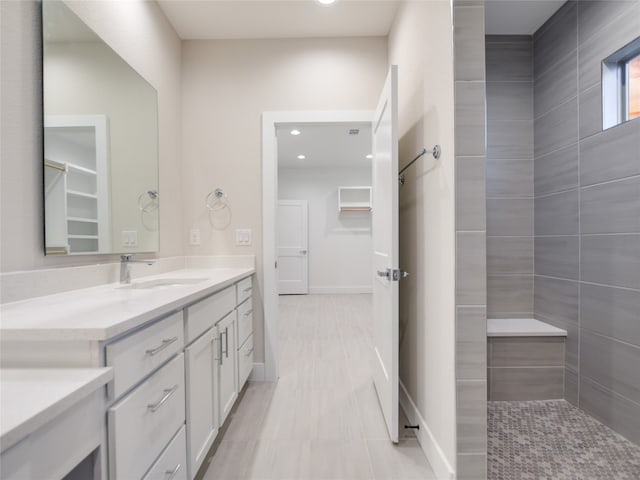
[
  {"xmin": 262, "ymin": 110, "xmax": 373, "ymax": 383},
  {"xmin": 307, "ymin": 286, "xmax": 372, "ymax": 295},
  {"xmin": 248, "ymin": 363, "xmax": 265, "ymax": 382},
  {"xmin": 399, "ymin": 380, "xmax": 455, "ymax": 480}
]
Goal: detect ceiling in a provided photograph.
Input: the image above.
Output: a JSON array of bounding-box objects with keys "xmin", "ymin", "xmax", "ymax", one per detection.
[
  {"xmin": 157, "ymin": 1, "xmax": 400, "ymax": 40},
  {"xmin": 277, "ymin": 123, "xmax": 372, "ymax": 169},
  {"xmin": 485, "ymin": 0, "xmax": 566, "ymax": 35},
  {"xmin": 158, "ymin": 0, "xmax": 565, "ymax": 40}
]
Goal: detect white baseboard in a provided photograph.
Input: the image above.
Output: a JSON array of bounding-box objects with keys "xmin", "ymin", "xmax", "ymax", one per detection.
[
  {"xmin": 308, "ymin": 286, "xmax": 372, "ymax": 295},
  {"xmin": 249, "ymin": 362, "xmax": 265, "ymax": 382},
  {"xmin": 399, "ymin": 380, "xmax": 455, "ymax": 480}
]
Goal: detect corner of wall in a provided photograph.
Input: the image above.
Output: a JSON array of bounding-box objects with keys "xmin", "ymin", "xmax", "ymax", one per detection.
[{"xmin": 453, "ymin": 0, "xmax": 488, "ymax": 478}]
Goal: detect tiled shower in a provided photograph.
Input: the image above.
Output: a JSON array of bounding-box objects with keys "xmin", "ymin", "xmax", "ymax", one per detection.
[{"xmin": 486, "ymin": 0, "xmax": 640, "ymax": 470}]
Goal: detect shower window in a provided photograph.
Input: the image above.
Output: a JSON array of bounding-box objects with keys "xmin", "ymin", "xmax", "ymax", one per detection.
[
  {"xmin": 602, "ymin": 36, "xmax": 640, "ymax": 129},
  {"xmin": 627, "ymin": 54, "xmax": 640, "ymax": 120}
]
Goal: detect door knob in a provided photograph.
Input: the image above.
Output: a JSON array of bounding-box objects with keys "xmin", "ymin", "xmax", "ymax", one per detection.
[{"xmin": 300, "ymin": 250, "xmax": 307, "ymax": 255}]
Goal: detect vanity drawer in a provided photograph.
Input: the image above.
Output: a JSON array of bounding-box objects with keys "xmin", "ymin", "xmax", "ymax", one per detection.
[
  {"xmin": 238, "ymin": 334, "xmax": 254, "ymax": 389},
  {"xmin": 142, "ymin": 425, "xmax": 187, "ymax": 480},
  {"xmin": 186, "ymin": 286, "xmax": 235, "ymax": 344},
  {"xmin": 237, "ymin": 298, "xmax": 253, "ymax": 347},
  {"xmin": 236, "ymin": 276, "xmax": 253, "ymax": 304},
  {"xmin": 106, "ymin": 311, "xmax": 184, "ymax": 399},
  {"xmin": 108, "ymin": 354, "xmax": 185, "ymax": 480}
]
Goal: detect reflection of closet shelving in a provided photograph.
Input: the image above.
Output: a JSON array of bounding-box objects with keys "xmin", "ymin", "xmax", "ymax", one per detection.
[
  {"xmin": 338, "ymin": 186, "xmax": 372, "ymax": 212},
  {"xmin": 44, "ymin": 115, "xmax": 110, "ymax": 254}
]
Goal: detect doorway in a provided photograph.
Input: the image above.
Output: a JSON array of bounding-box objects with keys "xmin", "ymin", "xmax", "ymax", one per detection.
[
  {"xmin": 261, "ymin": 110, "xmax": 373, "ymax": 382},
  {"xmin": 262, "ymin": 65, "xmax": 401, "ymax": 445}
]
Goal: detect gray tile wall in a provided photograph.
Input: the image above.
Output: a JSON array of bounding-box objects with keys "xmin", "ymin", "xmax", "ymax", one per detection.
[
  {"xmin": 454, "ymin": 1, "xmax": 487, "ymax": 477},
  {"xmin": 485, "ymin": 35, "xmax": 534, "ymax": 319},
  {"xmin": 533, "ymin": 0, "xmax": 640, "ymax": 445},
  {"xmin": 487, "ymin": 337, "xmax": 565, "ymax": 400}
]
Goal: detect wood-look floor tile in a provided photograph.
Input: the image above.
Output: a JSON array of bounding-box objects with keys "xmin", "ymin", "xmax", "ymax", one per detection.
[
  {"xmin": 366, "ymin": 439, "xmax": 438, "ymax": 480},
  {"xmin": 201, "ymin": 294, "xmax": 436, "ymax": 479}
]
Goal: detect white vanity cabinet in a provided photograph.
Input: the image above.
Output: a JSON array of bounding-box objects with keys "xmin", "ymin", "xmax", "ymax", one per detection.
[
  {"xmin": 142, "ymin": 426, "xmax": 187, "ymax": 480},
  {"xmin": 236, "ymin": 297, "xmax": 254, "ymax": 389},
  {"xmin": 106, "ymin": 311, "xmax": 184, "ymax": 399},
  {"xmin": 184, "ymin": 328, "xmax": 219, "ymax": 479},
  {"xmin": 108, "ymin": 354, "xmax": 185, "ymax": 480},
  {"xmin": 0, "ymin": 269, "xmax": 256, "ymax": 480},
  {"xmin": 217, "ymin": 310, "xmax": 238, "ymax": 426}
]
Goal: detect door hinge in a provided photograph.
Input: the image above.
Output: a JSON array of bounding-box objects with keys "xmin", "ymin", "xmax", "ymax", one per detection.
[{"xmin": 376, "ymin": 268, "xmax": 409, "ymax": 281}]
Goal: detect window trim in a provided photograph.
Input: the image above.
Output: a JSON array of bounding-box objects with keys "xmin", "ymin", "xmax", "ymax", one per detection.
[{"xmin": 602, "ymin": 36, "xmax": 640, "ymax": 129}]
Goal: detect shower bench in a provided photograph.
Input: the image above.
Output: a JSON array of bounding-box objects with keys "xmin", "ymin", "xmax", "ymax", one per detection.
[{"xmin": 487, "ymin": 318, "xmax": 567, "ymax": 401}]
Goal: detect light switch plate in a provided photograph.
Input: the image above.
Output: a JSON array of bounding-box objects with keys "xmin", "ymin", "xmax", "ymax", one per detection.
[
  {"xmin": 121, "ymin": 230, "xmax": 138, "ymax": 247},
  {"xmin": 236, "ymin": 229, "xmax": 252, "ymax": 246},
  {"xmin": 189, "ymin": 228, "xmax": 201, "ymax": 246}
]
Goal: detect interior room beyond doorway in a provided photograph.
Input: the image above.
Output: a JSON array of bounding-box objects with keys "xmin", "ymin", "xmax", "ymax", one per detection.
[{"xmin": 276, "ymin": 123, "xmax": 374, "ymax": 297}]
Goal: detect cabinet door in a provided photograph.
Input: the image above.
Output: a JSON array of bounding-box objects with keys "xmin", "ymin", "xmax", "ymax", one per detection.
[
  {"xmin": 217, "ymin": 311, "xmax": 237, "ymax": 426},
  {"xmin": 185, "ymin": 328, "xmax": 219, "ymax": 479}
]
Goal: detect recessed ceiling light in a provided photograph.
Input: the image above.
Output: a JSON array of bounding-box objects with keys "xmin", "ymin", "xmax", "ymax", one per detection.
[
  {"xmin": 366, "ymin": 154, "xmax": 373, "ymax": 159},
  {"xmin": 297, "ymin": 154, "xmax": 306, "ymax": 160},
  {"xmin": 317, "ymin": 0, "xmax": 336, "ymax": 5},
  {"xmin": 290, "ymin": 129, "xmax": 301, "ymax": 136}
]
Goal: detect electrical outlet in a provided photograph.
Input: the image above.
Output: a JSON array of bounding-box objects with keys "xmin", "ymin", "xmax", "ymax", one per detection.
[
  {"xmin": 121, "ymin": 230, "xmax": 137, "ymax": 247},
  {"xmin": 236, "ymin": 229, "xmax": 252, "ymax": 246},
  {"xmin": 190, "ymin": 228, "xmax": 201, "ymax": 246}
]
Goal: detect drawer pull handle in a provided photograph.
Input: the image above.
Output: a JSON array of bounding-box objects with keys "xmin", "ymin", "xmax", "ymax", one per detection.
[
  {"xmin": 243, "ymin": 287, "xmax": 252, "ymax": 293},
  {"xmin": 146, "ymin": 337, "xmax": 178, "ymax": 356},
  {"xmin": 243, "ymin": 309, "xmax": 253, "ymax": 317},
  {"xmin": 148, "ymin": 384, "xmax": 178, "ymax": 412},
  {"xmin": 165, "ymin": 463, "xmax": 181, "ymax": 480},
  {"xmin": 245, "ymin": 347, "xmax": 254, "ymax": 357}
]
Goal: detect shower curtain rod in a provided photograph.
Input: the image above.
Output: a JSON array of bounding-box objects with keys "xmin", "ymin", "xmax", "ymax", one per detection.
[{"xmin": 398, "ymin": 145, "xmax": 441, "ymax": 185}]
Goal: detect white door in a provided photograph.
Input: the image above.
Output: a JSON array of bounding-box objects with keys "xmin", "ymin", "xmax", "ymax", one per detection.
[
  {"xmin": 277, "ymin": 200, "xmax": 309, "ymax": 295},
  {"xmin": 371, "ymin": 65, "xmax": 400, "ymax": 443}
]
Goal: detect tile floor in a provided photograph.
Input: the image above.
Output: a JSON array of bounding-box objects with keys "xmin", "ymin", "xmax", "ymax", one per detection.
[
  {"xmin": 488, "ymin": 400, "xmax": 640, "ymax": 480},
  {"xmin": 200, "ymin": 294, "xmax": 436, "ymax": 480}
]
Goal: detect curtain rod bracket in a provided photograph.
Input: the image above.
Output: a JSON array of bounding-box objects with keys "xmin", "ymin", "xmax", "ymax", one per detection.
[{"xmin": 398, "ymin": 145, "xmax": 441, "ymax": 185}]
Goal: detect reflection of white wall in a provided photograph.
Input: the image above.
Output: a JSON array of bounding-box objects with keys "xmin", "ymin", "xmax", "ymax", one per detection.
[
  {"xmin": 279, "ymin": 167, "xmax": 372, "ymax": 294},
  {"xmin": 44, "ymin": 42, "xmax": 158, "ymax": 253}
]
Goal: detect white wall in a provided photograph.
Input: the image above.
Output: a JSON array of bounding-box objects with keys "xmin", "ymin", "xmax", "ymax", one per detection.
[
  {"xmin": 388, "ymin": 1, "xmax": 457, "ymax": 475},
  {"xmin": 279, "ymin": 167, "xmax": 372, "ymax": 294},
  {"xmin": 181, "ymin": 37, "xmax": 388, "ymax": 361},
  {"xmin": 0, "ymin": 0, "xmax": 182, "ymax": 272}
]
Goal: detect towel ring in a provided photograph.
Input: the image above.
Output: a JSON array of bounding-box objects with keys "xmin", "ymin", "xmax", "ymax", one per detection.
[
  {"xmin": 138, "ymin": 190, "xmax": 159, "ymax": 213},
  {"xmin": 206, "ymin": 188, "xmax": 228, "ymax": 212}
]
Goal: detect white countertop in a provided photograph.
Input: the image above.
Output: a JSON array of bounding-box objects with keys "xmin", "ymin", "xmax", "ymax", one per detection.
[
  {"xmin": 487, "ymin": 318, "xmax": 567, "ymax": 337},
  {"xmin": 0, "ymin": 367, "xmax": 113, "ymax": 452},
  {"xmin": 0, "ymin": 268, "xmax": 254, "ymax": 342}
]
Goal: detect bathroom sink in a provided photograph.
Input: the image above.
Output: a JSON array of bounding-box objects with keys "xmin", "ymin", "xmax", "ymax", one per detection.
[{"xmin": 118, "ymin": 277, "xmax": 208, "ymax": 289}]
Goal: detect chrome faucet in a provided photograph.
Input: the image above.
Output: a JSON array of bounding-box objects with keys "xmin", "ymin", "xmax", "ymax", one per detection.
[{"xmin": 120, "ymin": 254, "xmax": 156, "ymax": 284}]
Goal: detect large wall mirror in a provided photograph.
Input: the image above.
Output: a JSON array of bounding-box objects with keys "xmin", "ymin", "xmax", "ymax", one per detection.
[{"xmin": 42, "ymin": 0, "xmax": 159, "ymax": 255}]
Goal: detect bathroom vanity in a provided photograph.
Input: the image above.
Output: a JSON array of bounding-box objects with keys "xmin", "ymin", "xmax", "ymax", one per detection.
[{"xmin": 0, "ymin": 266, "xmax": 255, "ymax": 480}]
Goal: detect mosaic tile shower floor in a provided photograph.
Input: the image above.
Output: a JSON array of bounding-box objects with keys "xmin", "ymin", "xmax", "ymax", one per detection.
[{"xmin": 488, "ymin": 400, "xmax": 640, "ymax": 480}]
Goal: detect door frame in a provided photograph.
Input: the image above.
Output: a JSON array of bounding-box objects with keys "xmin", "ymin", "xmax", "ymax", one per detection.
[{"xmin": 261, "ymin": 110, "xmax": 373, "ymax": 382}]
